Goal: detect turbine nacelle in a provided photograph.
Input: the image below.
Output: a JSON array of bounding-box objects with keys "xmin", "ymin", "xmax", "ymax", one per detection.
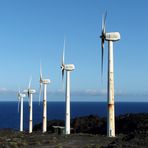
[
  {"xmin": 18, "ymin": 94, "xmax": 26, "ymax": 98},
  {"xmin": 24, "ymin": 89, "xmax": 36, "ymax": 94},
  {"xmin": 105, "ymin": 32, "xmax": 120, "ymax": 41},
  {"xmin": 40, "ymin": 79, "xmax": 51, "ymax": 84},
  {"xmin": 29, "ymin": 89, "xmax": 36, "ymax": 94},
  {"xmin": 62, "ymin": 64, "xmax": 75, "ymax": 71},
  {"xmin": 18, "ymin": 93, "xmax": 26, "ymax": 98}
]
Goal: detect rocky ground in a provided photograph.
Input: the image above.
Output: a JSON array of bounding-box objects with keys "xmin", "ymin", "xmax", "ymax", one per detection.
[{"xmin": 0, "ymin": 113, "xmax": 147, "ymax": 148}]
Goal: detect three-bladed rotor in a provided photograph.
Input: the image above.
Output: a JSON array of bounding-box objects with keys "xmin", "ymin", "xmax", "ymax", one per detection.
[
  {"xmin": 17, "ymin": 88, "xmax": 26, "ymax": 113},
  {"xmin": 17, "ymin": 88, "xmax": 21, "ymax": 113},
  {"xmin": 39, "ymin": 62, "xmax": 50, "ymax": 104},
  {"xmin": 23, "ymin": 77, "xmax": 32, "ymax": 98},
  {"xmin": 39, "ymin": 63, "xmax": 43, "ymax": 104},
  {"xmin": 61, "ymin": 39, "xmax": 65, "ymax": 81},
  {"xmin": 23, "ymin": 77, "xmax": 36, "ymax": 105},
  {"xmin": 60, "ymin": 39, "xmax": 75, "ymax": 83},
  {"xmin": 100, "ymin": 11, "xmax": 107, "ymax": 76}
]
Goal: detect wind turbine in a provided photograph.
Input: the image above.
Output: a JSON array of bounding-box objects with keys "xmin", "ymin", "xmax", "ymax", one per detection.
[
  {"xmin": 100, "ymin": 12, "xmax": 120, "ymax": 137},
  {"xmin": 39, "ymin": 63, "xmax": 51, "ymax": 133},
  {"xmin": 23, "ymin": 78, "xmax": 36, "ymax": 133},
  {"xmin": 61, "ymin": 39, "xmax": 75, "ymax": 135},
  {"xmin": 17, "ymin": 88, "xmax": 26, "ymax": 132}
]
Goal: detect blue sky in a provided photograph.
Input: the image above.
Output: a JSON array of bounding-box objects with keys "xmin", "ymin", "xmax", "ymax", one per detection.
[{"xmin": 0, "ymin": 0, "xmax": 148, "ymax": 101}]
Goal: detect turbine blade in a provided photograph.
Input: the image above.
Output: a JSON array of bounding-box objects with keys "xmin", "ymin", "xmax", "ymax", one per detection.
[
  {"xmin": 28, "ymin": 77, "xmax": 32, "ymax": 89},
  {"xmin": 18, "ymin": 87, "xmax": 20, "ymax": 94},
  {"xmin": 102, "ymin": 15, "xmax": 104, "ymax": 33},
  {"xmin": 61, "ymin": 38, "xmax": 65, "ymax": 87},
  {"xmin": 40, "ymin": 61, "xmax": 43, "ymax": 81},
  {"xmin": 100, "ymin": 11, "xmax": 107, "ymax": 78},
  {"xmin": 27, "ymin": 90, "xmax": 30, "ymax": 98},
  {"xmin": 28, "ymin": 97, "xmax": 30, "ymax": 107},
  {"xmin": 39, "ymin": 83, "xmax": 42, "ymax": 105},
  {"xmin": 18, "ymin": 98, "xmax": 20, "ymax": 113},
  {"xmin": 103, "ymin": 11, "xmax": 107, "ymax": 34},
  {"xmin": 62, "ymin": 69, "xmax": 64, "ymax": 80},
  {"xmin": 62, "ymin": 38, "xmax": 65, "ymax": 65},
  {"xmin": 101, "ymin": 38, "xmax": 104, "ymax": 77},
  {"xmin": 61, "ymin": 69, "xmax": 65, "ymax": 90}
]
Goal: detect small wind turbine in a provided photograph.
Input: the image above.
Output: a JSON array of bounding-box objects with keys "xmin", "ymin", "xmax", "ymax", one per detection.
[
  {"xmin": 39, "ymin": 63, "xmax": 51, "ymax": 133},
  {"xmin": 23, "ymin": 78, "xmax": 36, "ymax": 133},
  {"xmin": 100, "ymin": 12, "xmax": 120, "ymax": 137},
  {"xmin": 17, "ymin": 88, "xmax": 26, "ymax": 132},
  {"xmin": 61, "ymin": 39, "xmax": 75, "ymax": 135}
]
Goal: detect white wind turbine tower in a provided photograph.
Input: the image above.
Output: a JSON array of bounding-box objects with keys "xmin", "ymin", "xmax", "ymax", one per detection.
[
  {"xmin": 17, "ymin": 88, "xmax": 26, "ymax": 132},
  {"xmin": 100, "ymin": 12, "xmax": 121, "ymax": 137},
  {"xmin": 61, "ymin": 39, "xmax": 75, "ymax": 135},
  {"xmin": 23, "ymin": 78, "xmax": 36, "ymax": 133},
  {"xmin": 39, "ymin": 63, "xmax": 51, "ymax": 133}
]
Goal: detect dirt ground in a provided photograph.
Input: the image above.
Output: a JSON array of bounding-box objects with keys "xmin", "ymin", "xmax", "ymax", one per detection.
[{"xmin": 0, "ymin": 130, "xmax": 147, "ymax": 148}]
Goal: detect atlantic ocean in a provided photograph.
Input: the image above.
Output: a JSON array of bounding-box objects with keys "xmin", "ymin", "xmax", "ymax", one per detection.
[{"xmin": 0, "ymin": 102, "xmax": 147, "ymax": 130}]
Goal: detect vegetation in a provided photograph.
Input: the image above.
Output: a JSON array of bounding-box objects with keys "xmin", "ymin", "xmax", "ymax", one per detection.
[{"xmin": 0, "ymin": 113, "xmax": 147, "ymax": 148}]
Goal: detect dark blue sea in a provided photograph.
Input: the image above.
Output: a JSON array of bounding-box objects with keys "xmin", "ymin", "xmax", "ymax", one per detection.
[{"xmin": 0, "ymin": 102, "xmax": 147, "ymax": 130}]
